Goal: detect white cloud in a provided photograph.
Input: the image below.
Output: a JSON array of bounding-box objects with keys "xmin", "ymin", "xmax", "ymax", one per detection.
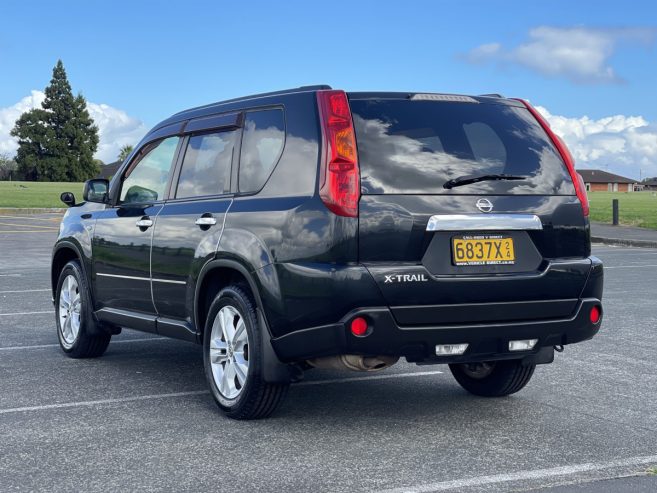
[
  {"xmin": 537, "ymin": 105, "xmax": 657, "ymax": 178},
  {"xmin": 465, "ymin": 26, "xmax": 656, "ymax": 84},
  {"xmin": 0, "ymin": 90, "xmax": 147, "ymax": 163}
]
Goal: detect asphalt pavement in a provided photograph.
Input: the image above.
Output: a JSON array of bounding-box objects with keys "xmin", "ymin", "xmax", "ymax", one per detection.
[{"xmin": 0, "ymin": 213, "xmax": 656, "ymax": 492}]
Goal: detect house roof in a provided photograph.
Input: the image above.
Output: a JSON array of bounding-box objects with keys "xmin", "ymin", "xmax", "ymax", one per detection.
[
  {"xmin": 577, "ymin": 169, "xmax": 637, "ymax": 184},
  {"xmin": 97, "ymin": 161, "xmax": 122, "ymax": 180}
]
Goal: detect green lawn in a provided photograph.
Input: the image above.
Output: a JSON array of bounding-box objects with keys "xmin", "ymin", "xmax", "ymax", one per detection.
[
  {"xmin": 1, "ymin": 182, "xmax": 656, "ymax": 230},
  {"xmin": 588, "ymin": 191, "xmax": 657, "ymax": 230},
  {"xmin": 0, "ymin": 181, "xmax": 84, "ymax": 208}
]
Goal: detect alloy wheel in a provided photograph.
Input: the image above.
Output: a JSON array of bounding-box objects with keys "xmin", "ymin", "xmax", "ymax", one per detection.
[{"xmin": 209, "ymin": 305, "xmax": 250, "ymax": 399}]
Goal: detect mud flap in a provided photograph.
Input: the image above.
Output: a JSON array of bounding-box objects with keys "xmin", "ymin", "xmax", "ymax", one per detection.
[{"xmin": 258, "ymin": 308, "xmax": 292, "ymax": 383}]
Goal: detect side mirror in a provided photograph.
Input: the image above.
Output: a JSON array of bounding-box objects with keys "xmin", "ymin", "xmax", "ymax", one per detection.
[
  {"xmin": 60, "ymin": 192, "xmax": 76, "ymax": 207},
  {"xmin": 83, "ymin": 179, "xmax": 110, "ymax": 204}
]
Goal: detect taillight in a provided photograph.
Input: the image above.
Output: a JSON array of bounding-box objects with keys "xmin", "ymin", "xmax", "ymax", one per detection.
[
  {"xmin": 316, "ymin": 90, "xmax": 360, "ymax": 217},
  {"xmin": 514, "ymin": 99, "xmax": 590, "ymax": 217}
]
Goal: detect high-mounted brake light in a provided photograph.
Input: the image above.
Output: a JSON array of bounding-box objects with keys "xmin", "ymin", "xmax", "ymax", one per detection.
[
  {"xmin": 316, "ymin": 90, "xmax": 360, "ymax": 217},
  {"xmin": 514, "ymin": 99, "xmax": 590, "ymax": 217}
]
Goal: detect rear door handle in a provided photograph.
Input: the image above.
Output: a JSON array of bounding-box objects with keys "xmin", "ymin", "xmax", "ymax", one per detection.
[
  {"xmin": 195, "ymin": 215, "xmax": 217, "ymax": 228},
  {"xmin": 136, "ymin": 217, "xmax": 153, "ymax": 229}
]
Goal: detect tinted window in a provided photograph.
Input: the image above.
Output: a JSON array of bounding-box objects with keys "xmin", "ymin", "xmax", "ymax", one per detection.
[
  {"xmin": 176, "ymin": 130, "xmax": 238, "ymax": 198},
  {"xmin": 120, "ymin": 136, "xmax": 179, "ymax": 204},
  {"xmin": 239, "ymin": 109, "xmax": 285, "ymax": 193},
  {"xmin": 350, "ymin": 99, "xmax": 574, "ymax": 195}
]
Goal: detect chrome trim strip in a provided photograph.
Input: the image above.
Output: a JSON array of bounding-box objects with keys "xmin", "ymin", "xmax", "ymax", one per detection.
[
  {"xmin": 152, "ymin": 278, "xmax": 187, "ymax": 285},
  {"xmin": 97, "ymin": 273, "xmax": 150, "ymax": 282},
  {"xmin": 96, "ymin": 273, "xmax": 186, "ymax": 285},
  {"xmin": 426, "ymin": 214, "xmax": 543, "ymax": 231}
]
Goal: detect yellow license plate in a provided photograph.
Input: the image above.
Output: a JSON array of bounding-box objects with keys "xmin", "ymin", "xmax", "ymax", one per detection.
[{"xmin": 452, "ymin": 235, "xmax": 515, "ymax": 265}]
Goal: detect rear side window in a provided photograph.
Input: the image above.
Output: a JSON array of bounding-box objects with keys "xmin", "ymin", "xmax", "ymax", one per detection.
[
  {"xmin": 120, "ymin": 136, "xmax": 179, "ymax": 204},
  {"xmin": 175, "ymin": 130, "xmax": 238, "ymax": 198},
  {"xmin": 350, "ymin": 99, "xmax": 574, "ymax": 195},
  {"xmin": 238, "ymin": 109, "xmax": 285, "ymax": 193}
]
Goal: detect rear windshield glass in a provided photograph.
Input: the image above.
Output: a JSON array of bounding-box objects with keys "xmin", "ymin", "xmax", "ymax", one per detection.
[{"xmin": 349, "ymin": 99, "xmax": 575, "ymax": 195}]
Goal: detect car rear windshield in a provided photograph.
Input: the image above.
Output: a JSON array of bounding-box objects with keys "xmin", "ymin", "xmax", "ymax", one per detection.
[{"xmin": 349, "ymin": 98, "xmax": 575, "ymax": 195}]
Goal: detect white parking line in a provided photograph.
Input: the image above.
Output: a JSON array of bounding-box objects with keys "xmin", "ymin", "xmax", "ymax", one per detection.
[
  {"xmin": 0, "ymin": 371, "xmax": 443, "ymax": 415},
  {"xmin": 604, "ymin": 264, "xmax": 657, "ymax": 269},
  {"xmin": 375, "ymin": 454, "xmax": 657, "ymax": 493},
  {"xmin": 0, "ymin": 391, "xmax": 209, "ymax": 415},
  {"xmin": 0, "ymin": 289, "xmax": 50, "ymax": 294},
  {"xmin": 0, "ymin": 337, "xmax": 167, "ymax": 351},
  {"xmin": 0, "ymin": 274, "xmax": 21, "ymax": 277},
  {"xmin": 0, "ymin": 311, "xmax": 52, "ymax": 316}
]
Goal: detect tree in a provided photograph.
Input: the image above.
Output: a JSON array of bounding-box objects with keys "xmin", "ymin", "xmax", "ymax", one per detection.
[
  {"xmin": 118, "ymin": 144, "xmax": 134, "ymax": 162},
  {"xmin": 0, "ymin": 153, "xmax": 18, "ymax": 180},
  {"xmin": 11, "ymin": 60, "xmax": 99, "ymax": 182}
]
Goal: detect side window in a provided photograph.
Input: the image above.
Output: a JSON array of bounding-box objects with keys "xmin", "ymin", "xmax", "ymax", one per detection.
[
  {"xmin": 120, "ymin": 136, "xmax": 179, "ymax": 204},
  {"xmin": 175, "ymin": 130, "xmax": 238, "ymax": 199},
  {"xmin": 239, "ymin": 109, "xmax": 285, "ymax": 193}
]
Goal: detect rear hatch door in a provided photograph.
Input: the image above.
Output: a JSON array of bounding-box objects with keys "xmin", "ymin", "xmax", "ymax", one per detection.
[{"xmin": 350, "ymin": 93, "xmax": 590, "ymax": 320}]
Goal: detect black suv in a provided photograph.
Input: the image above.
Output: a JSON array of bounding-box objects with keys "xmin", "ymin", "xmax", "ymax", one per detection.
[{"xmin": 53, "ymin": 86, "xmax": 603, "ymax": 419}]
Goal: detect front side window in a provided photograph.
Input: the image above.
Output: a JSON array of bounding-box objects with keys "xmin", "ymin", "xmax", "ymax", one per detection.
[
  {"xmin": 175, "ymin": 130, "xmax": 238, "ymax": 199},
  {"xmin": 238, "ymin": 109, "xmax": 285, "ymax": 193},
  {"xmin": 120, "ymin": 136, "xmax": 180, "ymax": 204}
]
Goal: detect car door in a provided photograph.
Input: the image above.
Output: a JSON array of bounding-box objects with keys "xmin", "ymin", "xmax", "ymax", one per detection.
[
  {"xmin": 150, "ymin": 116, "xmax": 240, "ymax": 339},
  {"xmin": 92, "ymin": 134, "xmax": 182, "ymax": 330}
]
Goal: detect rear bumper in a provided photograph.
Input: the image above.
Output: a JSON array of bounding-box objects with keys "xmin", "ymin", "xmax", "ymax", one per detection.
[{"xmin": 270, "ymin": 297, "xmax": 603, "ymax": 364}]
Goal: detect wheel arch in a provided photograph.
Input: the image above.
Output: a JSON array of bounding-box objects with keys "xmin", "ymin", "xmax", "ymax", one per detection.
[
  {"xmin": 195, "ymin": 258, "xmax": 269, "ymax": 340},
  {"xmin": 195, "ymin": 257, "xmax": 290, "ymax": 383},
  {"xmin": 51, "ymin": 241, "xmax": 90, "ymax": 301}
]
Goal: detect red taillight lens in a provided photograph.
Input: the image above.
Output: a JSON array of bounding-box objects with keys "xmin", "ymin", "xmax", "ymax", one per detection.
[
  {"xmin": 514, "ymin": 99, "xmax": 590, "ymax": 217},
  {"xmin": 590, "ymin": 305, "xmax": 601, "ymax": 324},
  {"xmin": 350, "ymin": 317, "xmax": 368, "ymax": 336},
  {"xmin": 316, "ymin": 90, "xmax": 360, "ymax": 217}
]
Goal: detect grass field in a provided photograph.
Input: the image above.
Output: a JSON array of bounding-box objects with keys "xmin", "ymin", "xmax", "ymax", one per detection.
[
  {"xmin": 0, "ymin": 181, "xmax": 84, "ymax": 208},
  {"xmin": 1, "ymin": 181, "xmax": 656, "ymax": 230},
  {"xmin": 588, "ymin": 191, "xmax": 657, "ymax": 229}
]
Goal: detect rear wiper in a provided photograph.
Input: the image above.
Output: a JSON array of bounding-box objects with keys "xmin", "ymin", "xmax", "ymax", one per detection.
[{"xmin": 443, "ymin": 173, "xmax": 527, "ymax": 189}]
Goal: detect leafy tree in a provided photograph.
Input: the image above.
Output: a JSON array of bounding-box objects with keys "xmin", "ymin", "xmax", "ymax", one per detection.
[
  {"xmin": 11, "ymin": 60, "xmax": 99, "ymax": 182},
  {"xmin": 0, "ymin": 153, "xmax": 18, "ymax": 180},
  {"xmin": 118, "ymin": 144, "xmax": 134, "ymax": 162}
]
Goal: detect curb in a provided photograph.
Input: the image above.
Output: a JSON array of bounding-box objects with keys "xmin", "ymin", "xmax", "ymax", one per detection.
[
  {"xmin": 0, "ymin": 207, "xmax": 66, "ymax": 215},
  {"xmin": 591, "ymin": 236, "xmax": 657, "ymax": 249}
]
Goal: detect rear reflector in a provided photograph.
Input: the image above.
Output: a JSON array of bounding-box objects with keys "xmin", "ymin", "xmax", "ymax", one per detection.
[
  {"xmin": 435, "ymin": 343, "xmax": 469, "ymax": 356},
  {"xmin": 316, "ymin": 90, "xmax": 360, "ymax": 218},
  {"xmin": 590, "ymin": 305, "xmax": 601, "ymax": 324},
  {"xmin": 509, "ymin": 339, "xmax": 538, "ymax": 351},
  {"xmin": 350, "ymin": 317, "xmax": 369, "ymax": 336},
  {"xmin": 514, "ymin": 99, "xmax": 590, "ymax": 217}
]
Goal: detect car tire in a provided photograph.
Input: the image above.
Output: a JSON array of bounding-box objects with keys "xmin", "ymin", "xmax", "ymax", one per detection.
[
  {"xmin": 55, "ymin": 260, "xmax": 111, "ymax": 358},
  {"xmin": 203, "ymin": 284, "xmax": 288, "ymax": 420},
  {"xmin": 449, "ymin": 360, "xmax": 536, "ymax": 397}
]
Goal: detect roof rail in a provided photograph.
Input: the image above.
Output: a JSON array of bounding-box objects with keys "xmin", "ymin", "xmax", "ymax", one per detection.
[
  {"xmin": 171, "ymin": 85, "xmax": 333, "ymax": 118},
  {"xmin": 479, "ymin": 93, "xmax": 505, "ymax": 98}
]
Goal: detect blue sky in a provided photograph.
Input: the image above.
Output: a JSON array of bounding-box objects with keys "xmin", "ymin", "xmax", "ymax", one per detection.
[{"xmin": 1, "ymin": 0, "xmax": 656, "ymax": 176}]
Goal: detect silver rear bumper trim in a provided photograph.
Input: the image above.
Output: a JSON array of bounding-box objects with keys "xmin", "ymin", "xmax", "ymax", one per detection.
[{"xmin": 426, "ymin": 214, "xmax": 543, "ymax": 231}]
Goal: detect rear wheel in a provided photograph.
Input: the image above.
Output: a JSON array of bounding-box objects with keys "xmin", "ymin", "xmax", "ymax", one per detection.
[
  {"xmin": 55, "ymin": 260, "xmax": 111, "ymax": 358},
  {"xmin": 449, "ymin": 360, "xmax": 535, "ymax": 397},
  {"xmin": 203, "ymin": 285, "xmax": 288, "ymax": 419}
]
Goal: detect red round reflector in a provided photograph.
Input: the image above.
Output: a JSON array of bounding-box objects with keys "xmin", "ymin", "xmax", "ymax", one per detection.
[
  {"xmin": 590, "ymin": 305, "xmax": 601, "ymax": 324},
  {"xmin": 351, "ymin": 317, "xmax": 368, "ymax": 336}
]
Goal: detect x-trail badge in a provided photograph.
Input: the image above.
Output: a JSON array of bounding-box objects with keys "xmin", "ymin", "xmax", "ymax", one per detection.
[{"xmin": 476, "ymin": 198, "xmax": 493, "ymax": 213}]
